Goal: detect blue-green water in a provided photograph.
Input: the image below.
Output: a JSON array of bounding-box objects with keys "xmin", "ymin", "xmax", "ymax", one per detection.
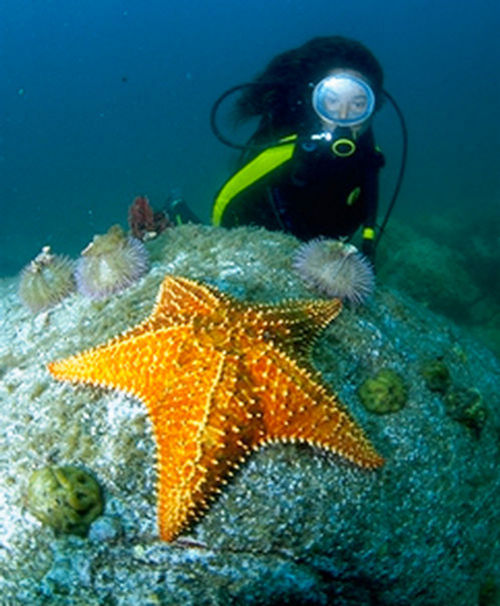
[{"xmin": 1, "ymin": 0, "xmax": 498, "ymax": 277}]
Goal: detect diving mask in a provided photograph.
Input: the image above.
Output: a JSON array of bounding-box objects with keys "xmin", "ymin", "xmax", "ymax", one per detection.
[{"xmin": 312, "ymin": 73, "xmax": 375, "ymax": 128}]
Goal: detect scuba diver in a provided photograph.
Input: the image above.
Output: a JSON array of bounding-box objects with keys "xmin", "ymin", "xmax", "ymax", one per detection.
[
  {"xmin": 169, "ymin": 36, "xmax": 406, "ymax": 262},
  {"xmin": 209, "ymin": 35, "xmax": 407, "ymax": 262}
]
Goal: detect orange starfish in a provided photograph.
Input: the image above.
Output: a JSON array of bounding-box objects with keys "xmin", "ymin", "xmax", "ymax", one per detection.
[{"xmin": 48, "ymin": 275, "xmax": 383, "ymax": 541}]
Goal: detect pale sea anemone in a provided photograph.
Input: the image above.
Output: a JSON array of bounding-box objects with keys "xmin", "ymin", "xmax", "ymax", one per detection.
[
  {"xmin": 75, "ymin": 225, "xmax": 149, "ymax": 300},
  {"xmin": 18, "ymin": 246, "xmax": 75, "ymax": 313},
  {"xmin": 292, "ymin": 238, "xmax": 375, "ymax": 304}
]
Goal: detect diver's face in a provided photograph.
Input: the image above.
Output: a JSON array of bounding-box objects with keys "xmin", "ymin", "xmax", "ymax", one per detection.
[{"xmin": 316, "ymin": 68, "xmax": 374, "ymax": 137}]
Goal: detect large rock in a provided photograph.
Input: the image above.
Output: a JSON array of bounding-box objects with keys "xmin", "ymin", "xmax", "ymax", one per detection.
[
  {"xmin": 377, "ymin": 219, "xmax": 500, "ymax": 357},
  {"xmin": 0, "ymin": 224, "xmax": 499, "ymax": 605}
]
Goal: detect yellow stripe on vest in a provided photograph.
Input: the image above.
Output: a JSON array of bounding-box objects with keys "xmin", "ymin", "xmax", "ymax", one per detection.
[{"xmin": 212, "ymin": 136, "xmax": 297, "ymax": 226}]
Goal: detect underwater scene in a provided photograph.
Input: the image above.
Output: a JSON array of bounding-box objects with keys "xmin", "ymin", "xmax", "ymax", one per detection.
[{"xmin": 1, "ymin": 0, "xmax": 499, "ymax": 604}]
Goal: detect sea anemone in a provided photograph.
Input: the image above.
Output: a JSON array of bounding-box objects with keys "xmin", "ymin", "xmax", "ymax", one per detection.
[
  {"xmin": 292, "ymin": 238, "xmax": 375, "ymax": 304},
  {"xmin": 75, "ymin": 224, "xmax": 149, "ymax": 300},
  {"xmin": 18, "ymin": 246, "xmax": 75, "ymax": 313}
]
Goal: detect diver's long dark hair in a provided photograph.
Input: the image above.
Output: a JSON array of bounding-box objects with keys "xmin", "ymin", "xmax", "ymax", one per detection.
[{"xmin": 235, "ymin": 36, "xmax": 384, "ymax": 142}]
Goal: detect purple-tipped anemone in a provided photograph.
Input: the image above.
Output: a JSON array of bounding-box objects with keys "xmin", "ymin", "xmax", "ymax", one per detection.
[
  {"xmin": 75, "ymin": 225, "xmax": 149, "ymax": 300},
  {"xmin": 293, "ymin": 238, "xmax": 375, "ymax": 304}
]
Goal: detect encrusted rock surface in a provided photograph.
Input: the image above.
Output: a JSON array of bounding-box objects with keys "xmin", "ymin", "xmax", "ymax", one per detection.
[{"xmin": 0, "ymin": 224, "xmax": 499, "ymax": 605}]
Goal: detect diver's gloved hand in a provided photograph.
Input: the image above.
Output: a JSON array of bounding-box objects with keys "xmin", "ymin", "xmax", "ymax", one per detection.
[{"xmin": 361, "ymin": 237, "xmax": 376, "ymax": 265}]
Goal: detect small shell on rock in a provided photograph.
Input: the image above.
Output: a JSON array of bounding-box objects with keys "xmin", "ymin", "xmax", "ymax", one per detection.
[
  {"xmin": 26, "ymin": 465, "xmax": 103, "ymax": 536},
  {"xmin": 18, "ymin": 246, "xmax": 75, "ymax": 313}
]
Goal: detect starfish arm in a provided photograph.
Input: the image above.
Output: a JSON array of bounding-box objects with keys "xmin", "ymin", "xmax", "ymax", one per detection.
[
  {"xmin": 242, "ymin": 298, "xmax": 343, "ymax": 360},
  {"xmin": 100, "ymin": 276, "xmax": 233, "ymax": 348},
  {"xmin": 173, "ymin": 353, "xmax": 268, "ymax": 534},
  {"xmin": 149, "ymin": 345, "xmax": 234, "ymax": 541},
  {"xmin": 48, "ymin": 326, "xmax": 196, "ymax": 394},
  {"xmin": 151, "ymin": 275, "xmax": 230, "ymax": 323},
  {"xmin": 246, "ymin": 346, "xmax": 384, "ymax": 469}
]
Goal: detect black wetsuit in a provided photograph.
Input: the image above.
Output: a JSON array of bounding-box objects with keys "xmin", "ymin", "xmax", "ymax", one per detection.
[{"xmin": 217, "ymin": 128, "xmax": 384, "ymax": 242}]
